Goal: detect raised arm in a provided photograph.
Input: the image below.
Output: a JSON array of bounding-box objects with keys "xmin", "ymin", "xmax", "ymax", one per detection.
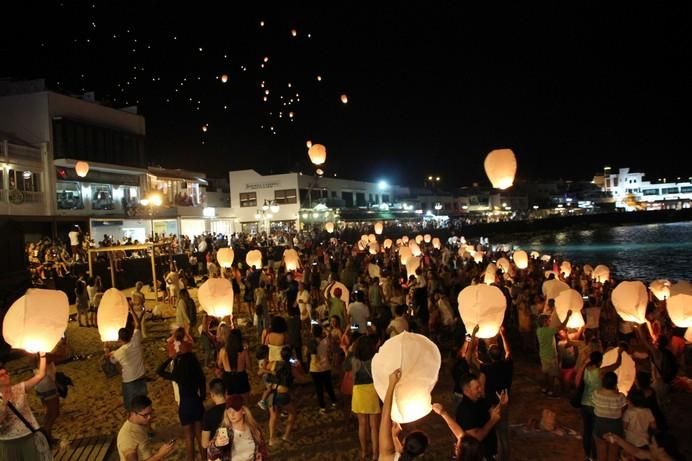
[
  {"xmin": 432, "ymin": 403, "xmax": 464, "ymax": 440},
  {"xmin": 499, "ymin": 325, "xmax": 511, "ymax": 359},
  {"xmin": 558, "ymin": 309, "xmax": 573, "ymax": 330},
  {"xmin": 600, "ymin": 347, "xmax": 624, "ymax": 376},
  {"xmin": 23, "ymin": 353, "xmax": 47, "ymax": 392},
  {"xmin": 379, "ymin": 369, "xmax": 401, "ymax": 460}
]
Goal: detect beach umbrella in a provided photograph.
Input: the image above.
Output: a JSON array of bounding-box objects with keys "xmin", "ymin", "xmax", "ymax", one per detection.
[
  {"xmin": 484, "ymin": 148, "xmax": 517, "ymax": 190},
  {"xmin": 3, "ymin": 288, "xmax": 69, "ymax": 352},
  {"xmin": 457, "ymin": 284, "xmax": 506, "ymax": 338},
  {"xmin": 372, "ymin": 332, "xmax": 441, "ymax": 424},
  {"xmin": 97, "ymin": 288, "xmax": 130, "ymax": 342},
  {"xmin": 611, "ymin": 281, "xmax": 647, "ymax": 324}
]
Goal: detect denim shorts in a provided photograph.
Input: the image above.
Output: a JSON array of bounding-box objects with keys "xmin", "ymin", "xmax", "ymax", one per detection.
[{"xmin": 122, "ymin": 378, "xmax": 148, "ymax": 410}]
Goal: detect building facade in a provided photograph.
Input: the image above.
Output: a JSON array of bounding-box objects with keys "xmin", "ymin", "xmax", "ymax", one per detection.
[{"xmin": 602, "ymin": 167, "xmax": 692, "ymax": 210}]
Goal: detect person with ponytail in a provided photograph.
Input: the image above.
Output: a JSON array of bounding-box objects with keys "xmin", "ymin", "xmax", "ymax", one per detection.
[{"xmin": 378, "ymin": 369, "xmax": 429, "ymax": 461}]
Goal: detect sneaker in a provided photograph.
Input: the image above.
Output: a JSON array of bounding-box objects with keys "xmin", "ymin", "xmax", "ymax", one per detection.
[{"xmin": 257, "ymin": 400, "xmax": 267, "ymax": 411}]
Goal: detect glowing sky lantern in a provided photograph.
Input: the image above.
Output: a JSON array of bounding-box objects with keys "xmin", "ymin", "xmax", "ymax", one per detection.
[
  {"xmin": 325, "ymin": 222, "xmax": 334, "ymax": 233},
  {"xmin": 415, "ymin": 235, "xmax": 423, "ymax": 245},
  {"xmin": 408, "ymin": 241, "xmax": 422, "ymax": 257},
  {"xmin": 555, "ymin": 289, "xmax": 586, "ymax": 328},
  {"xmin": 540, "ymin": 254, "xmax": 552, "ymax": 262},
  {"xmin": 484, "ymin": 263, "xmax": 497, "ymax": 285},
  {"xmin": 340, "ymin": 94, "xmax": 348, "ymax": 104},
  {"xmin": 306, "ymin": 140, "xmax": 312, "ymax": 148},
  {"xmin": 423, "ymin": 234, "xmax": 432, "ymax": 243},
  {"xmin": 217, "ymin": 247, "xmax": 235, "ymax": 268},
  {"xmin": 399, "ymin": 246, "xmax": 412, "ymax": 265},
  {"xmin": 649, "ymin": 279, "xmax": 671, "ymax": 301},
  {"xmin": 75, "ymin": 161, "xmax": 89, "ymax": 177},
  {"xmin": 458, "ymin": 284, "xmax": 506, "ymax": 338},
  {"xmin": 401, "ymin": 235, "xmax": 409, "ymax": 244},
  {"xmin": 432, "ymin": 237, "xmax": 441, "ymax": 250},
  {"xmin": 473, "ymin": 251, "xmax": 484, "ymax": 264},
  {"xmin": 324, "ymin": 281, "xmax": 349, "ymax": 306},
  {"xmin": 374, "ymin": 222, "xmax": 384, "ymax": 235},
  {"xmin": 372, "ymin": 332, "xmax": 441, "ymax": 424},
  {"xmin": 308, "ymin": 143, "xmax": 327, "ymax": 165},
  {"xmin": 361, "ymin": 234, "xmax": 369, "ymax": 242},
  {"xmin": 601, "ymin": 348, "xmax": 636, "ymax": 394},
  {"xmin": 283, "ymin": 248, "xmax": 300, "ymax": 271},
  {"xmin": 245, "ymin": 250, "xmax": 263, "ymax": 269},
  {"xmin": 369, "ymin": 242, "xmax": 380, "ymax": 255},
  {"xmin": 3, "ymin": 288, "xmax": 69, "ymax": 353},
  {"xmin": 383, "ymin": 238, "xmax": 393, "ymax": 249},
  {"xmin": 592, "ymin": 265, "xmax": 610, "ymax": 283},
  {"xmin": 583, "ymin": 264, "xmax": 594, "ymax": 276},
  {"xmin": 542, "ymin": 279, "xmax": 570, "ymax": 300},
  {"xmin": 530, "ymin": 251, "xmax": 540, "ymax": 260},
  {"xmin": 221, "ymin": 74, "xmax": 228, "ymax": 83},
  {"xmin": 368, "ymin": 234, "xmax": 377, "ymax": 243},
  {"xmin": 484, "ymin": 148, "xmax": 517, "ymax": 190},
  {"xmin": 667, "ymin": 282, "xmax": 692, "ymax": 328},
  {"xmin": 202, "ymin": 125, "xmax": 208, "ymax": 132},
  {"xmin": 513, "ymin": 250, "xmax": 528, "ymax": 269},
  {"xmin": 560, "ymin": 261, "xmax": 572, "ymax": 278},
  {"xmin": 291, "ymin": 28, "xmax": 297, "ymax": 37},
  {"xmin": 97, "ymin": 288, "xmax": 129, "ymax": 342},
  {"xmin": 496, "ymin": 257, "xmax": 511, "ymax": 273},
  {"xmin": 406, "ymin": 256, "xmax": 421, "ymax": 279},
  {"xmin": 368, "ymin": 263, "xmax": 381, "ymax": 279},
  {"xmin": 198, "ymin": 278, "xmax": 234, "ymax": 318},
  {"xmin": 611, "ymin": 281, "xmax": 648, "ymax": 324}
]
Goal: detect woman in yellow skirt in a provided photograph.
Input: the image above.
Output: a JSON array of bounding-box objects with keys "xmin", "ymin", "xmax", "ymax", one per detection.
[{"xmin": 344, "ymin": 335, "xmax": 381, "ymax": 461}]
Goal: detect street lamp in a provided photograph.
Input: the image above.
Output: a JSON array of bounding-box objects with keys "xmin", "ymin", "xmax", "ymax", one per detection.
[{"xmin": 257, "ymin": 200, "xmax": 279, "ymax": 233}]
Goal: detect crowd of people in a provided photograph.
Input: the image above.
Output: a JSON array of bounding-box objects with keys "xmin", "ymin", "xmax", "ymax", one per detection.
[{"xmin": 4, "ymin": 225, "xmax": 690, "ymax": 461}]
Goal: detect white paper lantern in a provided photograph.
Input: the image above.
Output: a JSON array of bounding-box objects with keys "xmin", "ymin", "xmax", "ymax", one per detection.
[
  {"xmin": 484, "ymin": 263, "xmax": 498, "ymax": 285},
  {"xmin": 667, "ymin": 282, "xmax": 692, "ymax": 328},
  {"xmin": 592, "ymin": 265, "xmax": 610, "ymax": 283},
  {"xmin": 308, "ymin": 143, "xmax": 327, "ymax": 165},
  {"xmin": 372, "ymin": 332, "xmax": 441, "ymax": 424},
  {"xmin": 457, "ymin": 284, "xmax": 506, "ymax": 338},
  {"xmin": 217, "ymin": 247, "xmax": 235, "ymax": 268},
  {"xmin": 75, "ymin": 161, "xmax": 90, "ymax": 177},
  {"xmin": 554, "ymin": 289, "xmax": 585, "ymax": 329},
  {"xmin": 324, "ymin": 281, "xmax": 349, "ymax": 305},
  {"xmin": 583, "ymin": 264, "xmax": 594, "ymax": 276},
  {"xmin": 283, "ymin": 249, "xmax": 300, "ymax": 271},
  {"xmin": 97, "ymin": 288, "xmax": 130, "ymax": 342},
  {"xmin": 408, "ymin": 241, "xmax": 422, "ymax": 257},
  {"xmin": 374, "ymin": 222, "xmax": 384, "ymax": 235},
  {"xmin": 686, "ymin": 328, "xmax": 692, "ymax": 343},
  {"xmin": 361, "ymin": 234, "xmax": 369, "ymax": 242},
  {"xmin": 649, "ymin": 279, "xmax": 671, "ymax": 301},
  {"xmin": 542, "ymin": 279, "xmax": 570, "ymax": 300},
  {"xmin": 611, "ymin": 281, "xmax": 647, "ymax": 324},
  {"xmin": 423, "ymin": 234, "xmax": 432, "ymax": 244},
  {"xmin": 245, "ymin": 250, "xmax": 263, "ymax": 269},
  {"xmin": 399, "ymin": 247, "xmax": 413, "ymax": 265},
  {"xmin": 368, "ymin": 234, "xmax": 377, "ymax": 243},
  {"xmin": 473, "ymin": 251, "xmax": 484, "ymax": 264},
  {"xmin": 406, "ymin": 256, "xmax": 421, "ymax": 279},
  {"xmin": 401, "ymin": 235, "xmax": 409, "ymax": 244},
  {"xmin": 3, "ymin": 289, "xmax": 69, "ymax": 353},
  {"xmin": 496, "ymin": 257, "xmax": 511, "ymax": 273},
  {"xmin": 369, "ymin": 242, "xmax": 380, "ymax": 255},
  {"xmin": 530, "ymin": 251, "xmax": 540, "ymax": 260},
  {"xmin": 484, "ymin": 148, "xmax": 517, "ymax": 190},
  {"xmin": 384, "ymin": 238, "xmax": 393, "ymax": 249},
  {"xmin": 198, "ymin": 278, "xmax": 234, "ymax": 318},
  {"xmin": 432, "ymin": 237, "xmax": 441, "ymax": 250},
  {"xmin": 513, "ymin": 250, "xmax": 528, "ymax": 269},
  {"xmin": 560, "ymin": 261, "xmax": 572, "ymax": 278},
  {"xmin": 540, "ymin": 254, "xmax": 552, "ymax": 262},
  {"xmin": 325, "ymin": 222, "xmax": 334, "ymax": 233},
  {"xmin": 601, "ymin": 348, "xmax": 636, "ymax": 395},
  {"xmin": 412, "ymin": 235, "xmax": 422, "ymax": 245},
  {"xmin": 368, "ymin": 263, "xmax": 381, "ymax": 279}
]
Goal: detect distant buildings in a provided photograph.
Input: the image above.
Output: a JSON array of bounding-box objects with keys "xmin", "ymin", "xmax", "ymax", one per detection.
[{"xmin": 597, "ymin": 167, "xmax": 692, "ymax": 210}]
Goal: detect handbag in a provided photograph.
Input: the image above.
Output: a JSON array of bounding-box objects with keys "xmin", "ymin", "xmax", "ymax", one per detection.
[
  {"xmin": 100, "ymin": 355, "xmax": 119, "ymax": 378},
  {"xmin": 6, "ymin": 400, "xmax": 53, "ymax": 460}
]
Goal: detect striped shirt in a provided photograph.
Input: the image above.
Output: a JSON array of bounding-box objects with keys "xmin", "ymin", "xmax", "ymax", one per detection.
[{"xmin": 592, "ymin": 388, "xmax": 626, "ymax": 419}]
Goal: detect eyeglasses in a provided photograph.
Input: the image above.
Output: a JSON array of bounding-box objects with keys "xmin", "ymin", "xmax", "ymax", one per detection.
[{"xmin": 135, "ymin": 410, "xmax": 153, "ymax": 419}]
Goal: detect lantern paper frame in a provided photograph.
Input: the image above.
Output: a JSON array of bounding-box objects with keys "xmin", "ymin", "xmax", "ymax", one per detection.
[
  {"xmin": 308, "ymin": 144, "xmax": 327, "ymax": 165},
  {"xmin": 198, "ymin": 278, "xmax": 234, "ymax": 318},
  {"xmin": 75, "ymin": 161, "xmax": 90, "ymax": 178},
  {"xmin": 554, "ymin": 289, "xmax": 585, "ymax": 329},
  {"xmin": 513, "ymin": 250, "xmax": 528, "ymax": 269},
  {"xmin": 611, "ymin": 281, "xmax": 648, "ymax": 324},
  {"xmin": 217, "ymin": 247, "xmax": 235, "ymax": 268},
  {"xmin": 245, "ymin": 250, "xmax": 263, "ymax": 269},
  {"xmin": 484, "ymin": 148, "xmax": 517, "ymax": 190},
  {"xmin": 457, "ymin": 284, "xmax": 506, "ymax": 339},
  {"xmin": 3, "ymin": 288, "xmax": 69, "ymax": 353},
  {"xmin": 601, "ymin": 348, "xmax": 636, "ymax": 395},
  {"xmin": 97, "ymin": 288, "xmax": 130, "ymax": 342},
  {"xmin": 667, "ymin": 282, "xmax": 692, "ymax": 328}
]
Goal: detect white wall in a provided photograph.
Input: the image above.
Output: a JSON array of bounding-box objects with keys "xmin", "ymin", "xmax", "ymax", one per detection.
[{"xmin": 229, "ymin": 170, "xmax": 300, "ymax": 224}]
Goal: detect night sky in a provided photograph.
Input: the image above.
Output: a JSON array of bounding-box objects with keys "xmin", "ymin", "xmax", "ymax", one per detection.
[{"xmin": 3, "ymin": 2, "xmax": 691, "ymax": 187}]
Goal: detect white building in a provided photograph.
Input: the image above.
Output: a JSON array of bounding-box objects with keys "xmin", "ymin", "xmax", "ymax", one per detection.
[{"xmin": 602, "ymin": 167, "xmax": 692, "ymax": 210}]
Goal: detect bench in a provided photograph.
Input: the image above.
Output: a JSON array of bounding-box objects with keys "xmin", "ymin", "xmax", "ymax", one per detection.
[{"xmin": 53, "ymin": 434, "xmax": 113, "ymax": 461}]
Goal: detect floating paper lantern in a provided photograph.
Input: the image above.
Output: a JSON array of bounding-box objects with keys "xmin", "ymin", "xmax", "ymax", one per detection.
[
  {"xmin": 308, "ymin": 144, "xmax": 327, "ymax": 165},
  {"xmin": 368, "ymin": 263, "xmax": 381, "ymax": 279},
  {"xmin": 340, "ymin": 94, "xmax": 348, "ymax": 104},
  {"xmin": 513, "ymin": 250, "xmax": 528, "ymax": 269},
  {"xmin": 245, "ymin": 250, "xmax": 263, "ymax": 269},
  {"xmin": 432, "ymin": 237, "xmax": 441, "ymax": 250},
  {"xmin": 217, "ymin": 247, "xmax": 235, "ymax": 268},
  {"xmin": 374, "ymin": 222, "xmax": 384, "ymax": 235},
  {"xmin": 543, "ymin": 279, "xmax": 570, "ymax": 300},
  {"xmin": 406, "ymin": 256, "xmax": 421, "ymax": 279},
  {"xmin": 583, "ymin": 265, "xmax": 594, "ymax": 276},
  {"xmin": 221, "ymin": 74, "xmax": 229, "ymax": 83},
  {"xmin": 423, "ymin": 234, "xmax": 432, "ymax": 244},
  {"xmin": 325, "ymin": 222, "xmax": 334, "ymax": 233},
  {"xmin": 369, "ymin": 242, "xmax": 380, "ymax": 255},
  {"xmin": 484, "ymin": 263, "xmax": 497, "ymax": 285},
  {"xmin": 384, "ymin": 238, "xmax": 393, "ymax": 249},
  {"xmin": 496, "ymin": 257, "xmax": 511, "ymax": 273},
  {"xmin": 484, "ymin": 148, "xmax": 517, "ymax": 190},
  {"xmin": 372, "ymin": 332, "xmax": 441, "ymax": 424},
  {"xmin": 395, "ymin": 238, "xmax": 402, "ymax": 247},
  {"xmin": 401, "ymin": 236, "xmax": 409, "ymax": 244},
  {"xmin": 473, "ymin": 252, "xmax": 484, "ymax": 264},
  {"xmin": 415, "ymin": 235, "xmax": 423, "ymax": 245},
  {"xmin": 667, "ymin": 282, "xmax": 692, "ymax": 328},
  {"xmin": 408, "ymin": 241, "xmax": 422, "ymax": 257},
  {"xmin": 361, "ymin": 234, "xmax": 369, "ymax": 242},
  {"xmin": 198, "ymin": 278, "xmax": 233, "ymax": 318},
  {"xmin": 540, "ymin": 254, "xmax": 552, "ymax": 262},
  {"xmin": 601, "ymin": 348, "xmax": 636, "ymax": 395},
  {"xmin": 560, "ymin": 261, "xmax": 572, "ymax": 278},
  {"xmin": 357, "ymin": 240, "xmax": 367, "ymax": 252},
  {"xmin": 649, "ymin": 279, "xmax": 671, "ymax": 301},
  {"xmin": 457, "ymin": 284, "xmax": 506, "ymax": 338},
  {"xmin": 530, "ymin": 251, "xmax": 540, "ymax": 260},
  {"xmin": 592, "ymin": 265, "xmax": 610, "ymax": 283},
  {"xmin": 368, "ymin": 234, "xmax": 377, "ymax": 243},
  {"xmin": 306, "ymin": 140, "xmax": 312, "ymax": 148},
  {"xmin": 555, "ymin": 289, "xmax": 585, "ymax": 328},
  {"xmin": 399, "ymin": 246, "xmax": 412, "ymax": 265},
  {"xmin": 3, "ymin": 289, "xmax": 69, "ymax": 353},
  {"xmin": 75, "ymin": 161, "xmax": 90, "ymax": 178},
  {"xmin": 283, "ymin": 249, "xmax": 300, "ymax": 271},
  {"xmin": 611, "ymin": 281, "xmax": 647, "ymax": 324},
  {"xmin": 324, "ymin": 281, "xmax": 349, "ymax": 305},
  {"xmin": 96, "ymin": 288, "xmax": 129, "ymax": 342}
]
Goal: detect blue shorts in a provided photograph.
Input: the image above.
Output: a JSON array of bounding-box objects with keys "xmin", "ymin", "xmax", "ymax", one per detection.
[{"xmin": 122, "ymin": 378, "xmax": 148, "ymax": 410}]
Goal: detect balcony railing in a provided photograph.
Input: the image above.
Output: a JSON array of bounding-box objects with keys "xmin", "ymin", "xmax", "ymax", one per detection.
[
  {"xmin": 2, "ymin": 142, "xmax": 42, "ymax": 163},
  {"xmin": 2, "ymin": 189, "xmax": 44, "ymax": 205}
]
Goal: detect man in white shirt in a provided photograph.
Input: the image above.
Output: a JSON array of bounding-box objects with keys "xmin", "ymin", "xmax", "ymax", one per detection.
[
  {"xmin": 347, "ymin": 290, "xmax": 370, "ymax": 334},
  {"xmin": 297, "ymin": 282, "xmax": 312, "ymax": 328},
  {"xmin": 106, "ymin": 306, "xmax": 148, "ymax": 410},
  {"xmin": 68, "ymin": 225, "xmax": 81, "ymax": 261}
]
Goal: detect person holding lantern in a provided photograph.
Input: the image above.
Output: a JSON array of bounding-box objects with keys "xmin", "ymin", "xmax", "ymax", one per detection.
[
  {"xmin": 0, "ymin": 353, "xmax": 49, "ymax": 460},
  {"xmin": 536, "ymin": 310, "xmax": 573, "ymax": 397}
]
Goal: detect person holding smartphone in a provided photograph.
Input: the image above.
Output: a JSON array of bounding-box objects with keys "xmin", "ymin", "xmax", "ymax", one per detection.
[{"xmin": 117, "ymin": 395, "xmax": 175, "ymax": 461}]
